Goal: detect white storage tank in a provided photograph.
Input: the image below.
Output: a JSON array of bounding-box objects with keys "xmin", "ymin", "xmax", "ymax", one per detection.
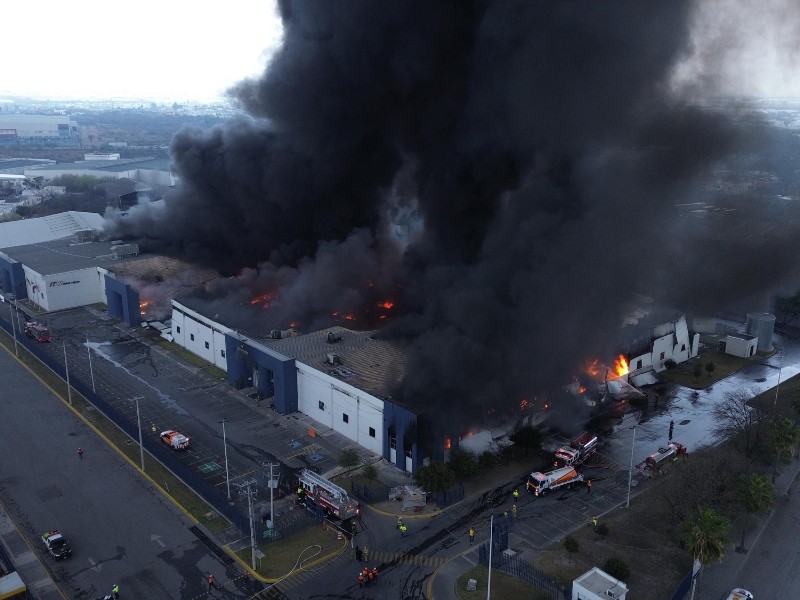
[{"xmin": 746, "ymin": 312, "xmax": 775, "ymax": 352}]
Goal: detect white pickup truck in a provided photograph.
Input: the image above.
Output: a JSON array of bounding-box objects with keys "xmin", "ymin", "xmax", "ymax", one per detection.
[{"xmin": 42, "ymin": 530, "xmax": 72, "ymax": 560}]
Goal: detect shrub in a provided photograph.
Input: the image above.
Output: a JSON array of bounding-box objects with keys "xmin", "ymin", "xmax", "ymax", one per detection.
[
  {"xmin": 362, "ymin": 464, "xmax": 377, "ymax": 482},
  {"xmin": 479, "ymin": 450, "xmax": 500, "ymax": 470},
  {"xmin": 595, "ymin": 522, "xmax": 609, "ymax": 536},
  {"xmin": 338, "ymin": 448, "xmax": 359, "ymax": 468},
  {"xmin": 603, "ymin": 556, "xmax": 630, "ymax": 581}
]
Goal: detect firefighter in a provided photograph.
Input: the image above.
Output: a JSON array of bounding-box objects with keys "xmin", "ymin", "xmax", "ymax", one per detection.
[
  {"xmin": 587, "ymin": 479, "xmax": 592, "ymax": 494},
  {"xmin": 358, "ymin": 573, "xmax": 364, "ymax": 588},
  {"xmin": 399, "ymin": 523, "xmax": 407, "ymax": 537},
  {"xmin": 592, "ymin": 516, "xmax": 598, "ymax": 528},
  {"xmin": 367, "ymin": 569, "xmax": 375, "ymax": 585},
  {"xmin": 371, "ymin": 567, "xmax": 378, "ymax": 583},
  {"xmin": 512, "ymin": 488, "xmax": 519, "ymax": 503},
  {"xmin": 468, "ymin": 527, "xmax": 475, "ymax": 543},
  {"xmin": 512, "ymin": 504, "xmax": 517, "ymax": 518},
  {"xmin": 397, "ymin": 515, "xmax": 403, "ymax": 529},
  {"xmin": 112, "ymin": 583, "xmax": 119, "ymax": 599}
]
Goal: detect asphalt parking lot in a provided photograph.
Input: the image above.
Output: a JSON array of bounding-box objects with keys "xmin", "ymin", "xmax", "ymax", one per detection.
[{"xmin": 11, "ymin": 304, "xmax": 377, "ymax": 533}]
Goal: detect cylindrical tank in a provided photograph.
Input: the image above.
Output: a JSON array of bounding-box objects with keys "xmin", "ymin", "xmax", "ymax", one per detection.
[{"xmin": 746, "ymin": 312, "xmax": 776, "ymax": 351}]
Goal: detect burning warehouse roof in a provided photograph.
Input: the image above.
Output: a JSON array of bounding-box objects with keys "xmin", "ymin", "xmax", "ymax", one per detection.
[
  {"xmin": 264, "ymin": 326, "xmax": 406, "ymax": 401},
  {"xmin": 108, "ymin": 1, "xmax": 800, "ymax": 429}
]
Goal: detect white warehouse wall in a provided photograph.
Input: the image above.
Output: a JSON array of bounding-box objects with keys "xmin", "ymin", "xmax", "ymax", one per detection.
[
  {"xmin": 297, "ymin": 363, "xmax": 384, "ymax": 455},
  {"xmin": 170, "ymin": 301, "xmax": 230, "ymax": 370},
  {"xmin": 24, "ymin": 266, "xmax": 105, "ymax": 311}
]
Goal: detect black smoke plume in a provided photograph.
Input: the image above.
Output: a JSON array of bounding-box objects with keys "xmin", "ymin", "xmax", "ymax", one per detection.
[{"xmin": 109, "ymin": 1, "xmax": 800, "ymax": 428}]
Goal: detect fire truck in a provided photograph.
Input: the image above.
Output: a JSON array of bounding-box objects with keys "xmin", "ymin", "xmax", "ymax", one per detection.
[
  {"xmin": 554, "ymin": 432, "xmax": 599, "ymax": 467},
  {"xmin": 160, "ymin": 430, "xmax": 190, "ymax": 450},
  {"xmin": 297, "ymin": 468, "xmax": 360, "ymax": 520},
  {"xmin": 644, "ymin": 442, "xmax": 687, "ymax": 474},
  {"xmin": 24, "ymin": 321, "xmax": 52, "ymax": 342},
  {"xmin": 527, "ymin": 466, "xmax": 583, "ymax": 496}
]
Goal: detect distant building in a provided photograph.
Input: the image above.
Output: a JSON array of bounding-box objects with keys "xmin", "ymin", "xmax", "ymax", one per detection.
[
  {"xmin": 0, "ymin": 115, "xmax": 80, "ymax": 147},
  {"xmin": 24, "ymin": 156, "xmax": 176, "ymax": 189}
]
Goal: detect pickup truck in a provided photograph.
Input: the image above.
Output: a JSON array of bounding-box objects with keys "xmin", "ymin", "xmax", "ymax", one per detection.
[{"xmin": 42, "ymin": 530, "xmax": 72, "ymax": 560}]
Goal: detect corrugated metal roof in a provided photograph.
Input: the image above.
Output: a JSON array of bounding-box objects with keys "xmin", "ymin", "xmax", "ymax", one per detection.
[{"xmin": 0, "ymin": 211, "xmax": 106, "ymax": 249}]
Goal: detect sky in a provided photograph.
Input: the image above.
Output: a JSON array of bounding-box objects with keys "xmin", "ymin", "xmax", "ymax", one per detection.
[
  {"xmin": 1, "ymin": 1, "xmax": 799, "ymax": 104},
  {"xmin": 1, "ymin": 0, "xmax": 284, "ymax": 102}
]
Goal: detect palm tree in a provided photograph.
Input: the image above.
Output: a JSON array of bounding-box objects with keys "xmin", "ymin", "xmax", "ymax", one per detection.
[
  {"xmin": 737, "ymin": 473, "xmax": 774, "ymax": 550},
  {"xmin": 771, "ymin": 417, "xmax": 800, "ymax": 483},
  {"xmin": 682, "ymin": 508, "xmax": 730, "ymax": 597}
]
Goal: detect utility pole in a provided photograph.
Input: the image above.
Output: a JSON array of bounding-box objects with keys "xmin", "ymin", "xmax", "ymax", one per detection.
[
  {"xmin": 239, "ymin": 481, "xmax": 257, "ymax": 571},
  {"xmin": 220, "ymin": 419, "xmax": 231, "ymax": 500},
  {"xmin": 265, "ymin": 462, "xmax": 279, "ymax": 538},
  {"xmin": 86, "ymin": 334, "xmax": 96, "ymax": 393},
  {"xmin": 63, "ymin": 340, "xmax": 73, "ymax": 405}
]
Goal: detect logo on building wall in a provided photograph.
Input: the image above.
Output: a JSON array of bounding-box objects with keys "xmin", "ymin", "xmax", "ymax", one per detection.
[{"xmin": 49, "ymin": 280, "xmax": 80, "ymax": 287}]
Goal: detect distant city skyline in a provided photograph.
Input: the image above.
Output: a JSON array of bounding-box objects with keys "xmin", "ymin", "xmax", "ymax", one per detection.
[{"xmin": 2, "ymin": 0, "xmax": 283, "ymax": 102}]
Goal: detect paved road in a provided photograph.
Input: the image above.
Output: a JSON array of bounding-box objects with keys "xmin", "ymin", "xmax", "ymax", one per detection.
[{"xmin": 0, "ymin": 342, "xmax": 261, "ymax": 599}]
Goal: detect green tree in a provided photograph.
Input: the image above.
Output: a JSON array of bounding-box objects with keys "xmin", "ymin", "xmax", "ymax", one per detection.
[
  {"xmin": 791, "ymin": 389, "xmax": 800, "ymax": 416},
  {"xmin": 362, "ymin": 464, "xmax": 377, "ymax": 483},
  {"xmin": 738, "ymin": 473, "xmax": 774, "ymax": 515},
  {"xmin": 770, "ymin": 417, "xmax": 800, "ymax": 482},
  {"xmin": 478, "ymin": 450, "xmax": 500, "ymax": 470},
  {"xmin": 603, "ymin": 557, "xmax": 630, "ymax": 581},
  {"xmin": 692, "ymin": 363, "xmax": 703, "ymax": 381},
  {"xmin": 710, "ymin": 388, "xmax": 766, "ymax": 456},
  {"xmin": 509, "ymin": 426, "xmax": 544, "ymax": 457},
  {"xmin": 563, "ymin": 536, "xmax": 579, "ymax": 564},
  {"xmin": 682, "ymin": 508, "xmax": 730, "ymax": 578},
  {"xmin": 338, "ymin": 448, "xmax": 359, "ymax": 469},
  {"xmin": 664, "ymin": 359, "xmax": 677, "ymax": 370},
  {"xmin": 705, "ymin": 362, "xmax": 716, "ymax": 377},
  {"xmin": 448, "ymin": 449, "xmax": 479, "ymax": 481},
  {"xmin": 414, "ymin": 462, "xmax": 455, "ymax": 493}
]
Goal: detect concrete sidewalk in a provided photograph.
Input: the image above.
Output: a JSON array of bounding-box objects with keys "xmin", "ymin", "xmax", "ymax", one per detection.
[
  {"xmin": 0, "ymin": 506, "xmax": 65, "ymax": 600},
  {"xmin": 697, "ymin": 456, "xmax": 800, "ymax": 600}
]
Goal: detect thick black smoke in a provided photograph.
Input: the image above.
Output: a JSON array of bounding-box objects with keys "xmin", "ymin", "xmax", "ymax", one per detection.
[{"xmin": 110, "ymin": 1, "xmax": 800, "ymax": 428}]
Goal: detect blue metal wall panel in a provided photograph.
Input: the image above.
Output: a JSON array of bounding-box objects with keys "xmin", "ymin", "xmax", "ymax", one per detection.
[{"xmin": 103, "ymin": 274, "xmax": 140, "ymax": 326}]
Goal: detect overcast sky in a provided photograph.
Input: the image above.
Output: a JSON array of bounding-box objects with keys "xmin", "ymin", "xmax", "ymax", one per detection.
[
  {"xmin": 1, "ymin": 0, "xmax": 283, "ymax": 102},
  {"xmin": 1, "ymin": 1, "xmax": 798, "ymax": 103}
]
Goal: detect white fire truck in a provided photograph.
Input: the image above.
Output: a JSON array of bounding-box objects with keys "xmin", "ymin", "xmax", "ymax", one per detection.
[
  {"xmin": 527, "ymin": 466, "xmax": 583, "ymax": 496},
  {"xmin": 297, "ymin": 468, "xmax": 360, "ymax": 520},
  {"xmin": 553, "ymin": 432, "xmax": 598, "ymax": 467}
]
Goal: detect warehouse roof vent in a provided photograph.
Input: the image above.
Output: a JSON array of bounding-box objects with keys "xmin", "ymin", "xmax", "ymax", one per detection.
[{"xmin": 327, "ymin": 353, "xmax": 341, "ymax": 365}]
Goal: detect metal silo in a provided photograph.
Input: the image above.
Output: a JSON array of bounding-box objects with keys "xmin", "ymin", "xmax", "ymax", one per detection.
[{"xmin": 746, "ymin": 312, "xmax": 776, "ymax": 352}]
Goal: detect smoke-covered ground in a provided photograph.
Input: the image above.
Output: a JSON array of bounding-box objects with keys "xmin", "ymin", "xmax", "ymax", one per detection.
[{"xmin": 108, "ymin": 1, "xmax": 800, "ymax": 426}]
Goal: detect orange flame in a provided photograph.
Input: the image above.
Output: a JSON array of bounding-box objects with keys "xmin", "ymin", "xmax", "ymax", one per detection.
[
  {"xmin": 578, "ymin": 386, "xmax": 586, "ymax": 394},
  {"xmin": 249, "ymin": 292, "xmax": 272, "ymax": 308},
  {"xmin": 585, "ymin": 358, "xmax": 600, "ymax": 377},
  {"xmin": 377, "ymin": 300, "xmax": 394, "ymax": 309},
  {"xmin": 614, "ymin": 354, "xmax": 630, "ymax": 377},
  {"xmin": 519, "ymin": 398, "xmax": 530, "ymax": 411},
  {"xmin": 445, "ymin": 436, "xmax": 452, "ymax": 450},
  {"xmin": 289, "ymin": 321, "xmax": 299, "ymax": 328},
  {"xmin": 139, "ymin": 300, "xmax": 151, "ymax": 316}
]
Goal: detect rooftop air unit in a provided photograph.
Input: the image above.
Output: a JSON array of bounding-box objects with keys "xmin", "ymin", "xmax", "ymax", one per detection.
[
  {"xmin": 327, "ymin": 353, "xmax": 341, "ymax": 365},
  {"xmin": 111, "ymin": 243, "xmax": 139, "ymax": 259}
]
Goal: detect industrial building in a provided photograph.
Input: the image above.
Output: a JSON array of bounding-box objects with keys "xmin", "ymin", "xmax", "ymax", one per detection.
[
  {"xmin": 169, "ymin": 297, "xmax": 451, "ymax": 473},
  {"xmin": 623, "ymin": 312, "xmax": 700, "ymax": 387},
  {"xmin": 0, "ymin": 212, "xmax": 147, "ymax": 326},
  {"xmin": 0, "ymin": 115, "xmax": 80, "ymax": 147},
  {"xmin": 23, "ymin": 156, "xmax": 176, "ymax": 189}
]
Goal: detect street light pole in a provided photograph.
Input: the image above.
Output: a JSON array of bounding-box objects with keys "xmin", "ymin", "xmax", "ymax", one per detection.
[
  {"xmin": 131, "ymin": 396, "xmax": 145, "ymax": 472},
  {"xmin": 221, "ymin": 419, "xmax": 231, "ymax": 500},
  {"xmin": 7, "ymin": 295, "xmax": 18, "ymax": 356},
  {"xmin": 486, "ymin": 511, "xmax": 494, "ymax": 600},
  {"xmin": 63, "ymin": 340, "xmax": 73, "ymax": 405},
  {"xmin": 626, "ymin": 426, "xmax": 637, "ymax": 508},
  {"xmin": 86, "ymin": 334, "xmax": 96, "ymax": 393},
  {"xmin": 773, "ymin": 351, "xmax": 784, "ymax": 415}
]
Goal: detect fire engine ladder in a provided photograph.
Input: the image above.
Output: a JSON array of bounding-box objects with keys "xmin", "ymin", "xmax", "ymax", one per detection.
[{"xmin": 302, "ymin": 470, "xmax": 349, "ymax": 501}]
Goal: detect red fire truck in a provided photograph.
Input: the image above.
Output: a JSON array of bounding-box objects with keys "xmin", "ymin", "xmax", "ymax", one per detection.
[{"xmin": 297, "ymin": 469, "xmax": 360, "ymax": 520}]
